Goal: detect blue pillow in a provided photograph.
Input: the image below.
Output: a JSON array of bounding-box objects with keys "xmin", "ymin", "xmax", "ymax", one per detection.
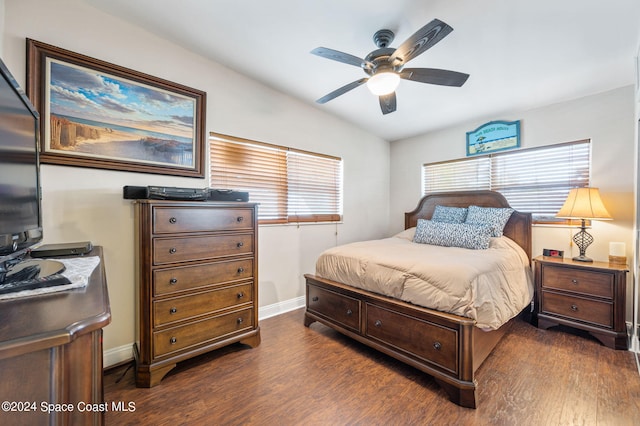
[
  {"xmin": 465, "ymin": 205, "xmax": 514, "ymax": 237},
  {"xmin": 413, "ymin": 219, "xmax": 492, "ymax": 250},
  {"xmin": 431, "ymin": 205, "xmax": 468, "ymax": 223}
]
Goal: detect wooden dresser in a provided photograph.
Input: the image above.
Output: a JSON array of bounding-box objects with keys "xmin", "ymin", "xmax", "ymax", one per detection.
[
  {"xmin": 133, "ymin": 200, "xmax": 260, "ymax": 387},
  {"xmin": 0, "ymin": 247, "xmax": 110, "ymax": 426},
  {"xmin": 533, "ymin": 256, "xmax": 628, "ymax": 349}
]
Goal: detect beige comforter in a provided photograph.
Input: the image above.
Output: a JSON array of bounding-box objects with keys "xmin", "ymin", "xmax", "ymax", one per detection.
[{"xmin": 315, "ymin": 228, "xmax": 533, "ymax": 330}]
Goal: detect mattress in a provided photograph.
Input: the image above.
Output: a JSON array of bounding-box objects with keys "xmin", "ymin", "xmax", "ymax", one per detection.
[{"xmin": 315, "ymin": 228, "xmax": 533, "ymax": 330}]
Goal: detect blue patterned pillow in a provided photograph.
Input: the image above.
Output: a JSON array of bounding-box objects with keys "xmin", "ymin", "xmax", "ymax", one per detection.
[
  {"xmin": 413, "ymin": 219, "xmax": 492, "ymax": 250},
  {"xmin": 431, "ymin": 205, "xmax": 468, "ymax": 223},
  {"xmin": 465, "ymin": 205, "xmax": 514, "ymax": 237}
]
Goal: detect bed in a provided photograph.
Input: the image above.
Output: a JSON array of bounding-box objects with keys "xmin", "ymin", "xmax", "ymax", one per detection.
[{"xmin": 304, "ymin": 190, "xmax": 532, "ymax": 408}]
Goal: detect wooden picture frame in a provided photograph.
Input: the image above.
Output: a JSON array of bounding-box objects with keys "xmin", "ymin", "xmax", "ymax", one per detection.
[{"xmin": 26, "ymin": 39, "xmax": 206, "ymax": 177}]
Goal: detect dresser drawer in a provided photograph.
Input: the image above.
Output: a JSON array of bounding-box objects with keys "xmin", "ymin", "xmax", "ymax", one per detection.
[
  {"xmin": 307, "ymin": 284, "xmax": 361, "ymax": 333},
  {"xmin": 153, "ymin": 308, "xmax": 254, "ymax": 357},
  {"xmin": 541, "ymin": 265, "xmax": 613, "ymax": 299},
  {"xmin": 153, "ymin": 259, "xmax": 254, "ymax": 296},
  {"xmin": 154, "ymin": 207, "xmax": 254, "ymax": 234},
  {"xmin": 541, "ymin": 291, "xmax": 613, "ymax": 328},
  {"xmin": 154, "ymin": 283, "xmax": 253, "ymax": 326},
  {"xmin": 153, "ymin": 234, "xmax": 254, "ymax": 264},
  {"xmin": 365, "ymin": 303, "xmax": 458, "ymax": 374}
]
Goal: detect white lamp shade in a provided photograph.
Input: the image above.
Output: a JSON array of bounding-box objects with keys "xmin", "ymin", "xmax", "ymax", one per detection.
[
  {"xmin": 366, "ymin": 72, "xmax": 400, "ymax": 96},
  {"xmin": 556, "ymin": 187, "xmax": 612, "ymax": 220}
]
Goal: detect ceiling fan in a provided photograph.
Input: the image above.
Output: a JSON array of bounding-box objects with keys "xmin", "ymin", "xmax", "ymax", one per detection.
[{"xmin": 311, "ymin": 19, "xmax": 469, "ymax": 115}]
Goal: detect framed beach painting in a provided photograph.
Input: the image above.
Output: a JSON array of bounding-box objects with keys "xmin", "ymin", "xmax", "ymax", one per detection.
[{"xmin": 26, "ymin": 39, "xmax": 206, "ymax": 177}]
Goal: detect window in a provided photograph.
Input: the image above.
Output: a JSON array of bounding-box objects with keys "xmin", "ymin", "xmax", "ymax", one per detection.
[
  {"xmin": 422, "ymin": 140, "xmax": 591, "ymax": 223},
  {"xmin": 210, "ymin": 133, "xmax": 343, "ymax": 224}
]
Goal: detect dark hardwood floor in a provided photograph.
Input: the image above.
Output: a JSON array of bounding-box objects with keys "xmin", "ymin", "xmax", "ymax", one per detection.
[{"xmin": 104, "ymin": 308, "xmax": 640, "ymax": 425}]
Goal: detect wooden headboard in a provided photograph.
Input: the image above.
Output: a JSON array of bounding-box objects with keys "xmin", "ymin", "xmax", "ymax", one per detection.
[{"xmin": 404, "ymin": 190, "xmax": 532, "ymax": 261}]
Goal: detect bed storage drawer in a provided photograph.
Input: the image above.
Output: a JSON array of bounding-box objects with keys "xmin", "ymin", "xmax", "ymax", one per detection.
[
  {"xmin": 307, "ymin": 284, "xmax": 361, "ymax": 333},
  {"xmin": 365, "ymin": 303, "xmax": 458, "ymax": 374}
]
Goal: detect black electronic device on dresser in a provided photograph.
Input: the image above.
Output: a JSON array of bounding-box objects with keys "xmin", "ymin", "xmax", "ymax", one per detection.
[{"xmin": 0, "ymin": 55, "xmax": 63, "ymax": 289}]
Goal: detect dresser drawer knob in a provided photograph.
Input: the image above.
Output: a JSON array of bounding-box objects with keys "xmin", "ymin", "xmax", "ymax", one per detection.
[
  {"xmin": 237, "ymin": 292, "xmax": 245, "ymax": 299},
  {"xmin": 236, "ymin": 242, "xmax": 244, "ymax": 248},
  {"xmin": 169, "ymin": 278, "xmax": 178, "ymax": 285},
  {"xmin": 237, "ymin": 267, "xmax": 245, "ymax": 274},
  {"xmin": 237, "ymin": 317, "xmax": 244, "ymax": 325},
  {"xmin": 571, "ymin": 304, "xmax": 578, "ymax": 311},
  {"xmin": 237, "ymin": 216, "xmax": 244, "ymax": 222},
  {"xmin": 571, "ymin": 279, "xmax": 578, "ymax": 284},
  {"xmin": 169, "ymin": 307, "xmax": 177, "ymax": 314},
  {"xmin": 169, "ymin": 217, "xmax": 177, "ymax": 224},
  {"xmin": 374, "ymin": 320, "xmax": 382, "ymax": 327},
  {"xmin": 169, "ymin": 337, "xmax": 177, "ymax": 344},
  {"xmin": 169, "ymin": 247, "xmax": 177, "ymax": 254},
  {"xmin": 346, "ymin": 309, "xmax": 353, "ymax": 316},
  {"xmin": 312, "ymin": 296, "xmax": 319, "ymax": 302},
  {"xmin": 433, "ymin": 342, "xmax": 442, "ymax": 351}
]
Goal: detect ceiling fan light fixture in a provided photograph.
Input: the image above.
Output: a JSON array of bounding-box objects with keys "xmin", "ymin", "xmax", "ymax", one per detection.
[{"xmin": 367, "ymin": 72, "xmax": 400, "ymax": 96}]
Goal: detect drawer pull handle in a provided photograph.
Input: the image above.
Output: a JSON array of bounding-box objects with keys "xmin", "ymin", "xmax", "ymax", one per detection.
[
  {"xmin": 346, "ymin": 309, "xmax": 353, "ymax": 316},
  {"xmin": 237, "ymin": 317, "xmax": 244, "ymax": 325},
  {"xmin": 312, "ymin": 296, "xmax": 319, "ymax": 302},
  {"xmin": 571, "ymin": 304, "xmax": 578, "ymax": 311},
  {"xmin": 237, "ymin": 216, "xmax": 244, "ymax": 222},
  {"xmin": 237, "ymin": 292, "xmax": 245, "ymax": 299},
  {"xmin": 169, "ymin": 217, "xmax": 177, "ymax": 224},
  {"xmin": 169, "ymin": 247, "xmax": 177, "ymax": 254},
  {"xmin": 169, "ymin": 337, "xmax": 177, "ymax": 344},
  {"xmin": 237, "ymin": 267, "xmax": 245, "ymax": 274},
  {"xmin": 374, "ymin": 320, "xmax": 382, "ymax": 327},
  {"xmin": 169, "ymin": 278, "xmax": 178, "ymax": 285},
  {"xmin": 236, "ymin": 242, "xmax": 244, "ymax": 248},
  {"xmin": 433, "ymin": 342, "xmax": 442, "ymax": 351},
  {"xmin": 169, "ymin": 307, "xmax": 177, "ymax": 314},
  {"xmin": 571, "ymin": 279, "xmax": 578, "ymax": 284}
]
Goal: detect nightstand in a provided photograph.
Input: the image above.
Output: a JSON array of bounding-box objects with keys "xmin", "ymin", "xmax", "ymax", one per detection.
[{"xmin": 533, "ymin": 256, "xmax": 628, "ymax": 350}]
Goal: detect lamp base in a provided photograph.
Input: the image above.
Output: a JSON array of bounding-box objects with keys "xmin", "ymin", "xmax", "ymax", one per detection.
[{"xmin": 572, "ymin": 254, "xmax": 593, "ymax": 263}]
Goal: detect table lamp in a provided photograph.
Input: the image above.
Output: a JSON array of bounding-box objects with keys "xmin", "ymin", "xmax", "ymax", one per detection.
[{"xmin": 556, "ymin": 187, "xmax": 612, "ymax": 262}]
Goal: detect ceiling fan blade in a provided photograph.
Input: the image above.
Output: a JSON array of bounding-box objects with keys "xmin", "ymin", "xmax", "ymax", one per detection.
[
  {"xmin": 400, "ymin": 68, "xmax": 469, "ymax": 87},
  {"xmin": 389, "ymin": 19, "xmax": 453, "ymax": 65},
  {"xmin": 316, "ymin": 78, "xmax": 368, "ymax": 104},
  {"xmin": 379, "ymin": 92, "xmax": 397, "ymax": 115},
  {"xmin": 311, "ymin": 47, "xmax": 372, "ymax": 68}
]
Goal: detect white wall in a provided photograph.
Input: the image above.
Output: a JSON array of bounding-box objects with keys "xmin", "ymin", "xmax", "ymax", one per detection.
[
  {"xmin": 391, "ymin": 86, "xmax": 636, "ymax": 322},
  {"xmin": 3, "ymin": 0, "xmax": 390, "ymax": 365}
]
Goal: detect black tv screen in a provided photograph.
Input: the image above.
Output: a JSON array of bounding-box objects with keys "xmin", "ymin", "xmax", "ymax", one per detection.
[{"xmin": 0, "ymin": 57, "xmax": 42, "ymax": 257}]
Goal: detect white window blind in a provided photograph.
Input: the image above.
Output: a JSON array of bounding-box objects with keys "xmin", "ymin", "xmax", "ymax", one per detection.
[
  {"xmin": 423, "ymin": 140, "xmax": 591, "ymax": 222},
  {"xmin": 210, "ymin": 133, "xmax": 342, "ymax": 224}
]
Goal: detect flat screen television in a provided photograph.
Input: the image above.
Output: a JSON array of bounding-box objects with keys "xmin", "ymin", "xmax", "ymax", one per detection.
[{"xmin": 0, "ymin": 56, "xmax": 43, "ymax": 280}]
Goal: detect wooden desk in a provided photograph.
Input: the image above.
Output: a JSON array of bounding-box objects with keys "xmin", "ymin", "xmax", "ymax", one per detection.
[{"xmin": 0, "ymin": 247, "xmax": 111, "ymax": 425}]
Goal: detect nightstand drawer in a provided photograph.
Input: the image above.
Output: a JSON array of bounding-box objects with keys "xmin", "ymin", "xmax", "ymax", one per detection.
[
  {"xmin": 541, "ymin": 291, "xmax": 612, "ymax": 328},
  {"xmin": 541, "ymin": 265, "xmax": 613, "ymax": 299}
]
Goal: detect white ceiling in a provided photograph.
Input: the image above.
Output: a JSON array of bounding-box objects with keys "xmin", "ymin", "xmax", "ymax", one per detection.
[{"xmin": 84, "ymin": 0, "xmax": 640, "ymax": 141}]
